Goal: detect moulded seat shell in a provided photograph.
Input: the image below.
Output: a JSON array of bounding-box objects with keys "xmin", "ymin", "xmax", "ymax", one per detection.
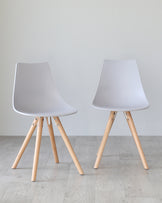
[
  {"xmin": 13, "ymin": 62, "xmax": 77, "ymax": 117},
  {"xmin": 92, "ymin": 60, "xmax": 149, "ymax": 111}
]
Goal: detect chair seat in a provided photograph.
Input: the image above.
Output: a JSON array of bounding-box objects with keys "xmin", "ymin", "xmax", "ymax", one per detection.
[
  {"xmin": 92, "ymin": 60, "xmax": 149, "ymax": 112},
  {"xmin": 92, "ymin": 103, "xmax": 149, "ymax": 112},
  {"xmin": 13, "ymin": 62, "xmax": 77, "ymax": 117},
  {"xmin": 14, "ymin": 104, "xmax": 77, "ymax": 117}
]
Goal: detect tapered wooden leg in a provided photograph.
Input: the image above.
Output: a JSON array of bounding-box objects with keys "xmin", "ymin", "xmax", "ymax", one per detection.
[
  {"xmin": 46, "ymin": 117, "xmax": 59, "ymax": 163},
  {"xmin": 31, "ymin": 117, "xmax": 44, "ymax": 182},
  {"xmin": 12, "ymin": 118, "xmax": 38, "ymax": 169},
  {"xmin": 94, "ymin": 111, "xmax": 117, "ymax": 169},
  {"xmin": 53, "ymin": 117, "xmax": 84, "ymax": 175},
  {"xmin": 125, "ymin": 111, "xmax": 149, "ymax": 170}
]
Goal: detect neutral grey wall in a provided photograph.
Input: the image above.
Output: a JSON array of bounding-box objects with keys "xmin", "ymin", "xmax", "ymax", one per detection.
[{"xmin": 0, "ymin": 0, "xmax": 162, "ymax": 136}]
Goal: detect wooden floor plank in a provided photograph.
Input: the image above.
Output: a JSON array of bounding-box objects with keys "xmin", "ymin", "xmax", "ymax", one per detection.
[{"xmin": 0, "ymin": 136, "xmax": 162, "ymax": 203}]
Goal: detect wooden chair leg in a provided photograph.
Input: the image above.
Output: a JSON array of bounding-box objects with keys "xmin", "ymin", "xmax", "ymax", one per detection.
[
  {"xmin": 94, "ymin": 111, "xmax": 117, "ymax": 169},
  {"xmin": 12, "ymin": 118, "xmax": 38, "ymax": 169},
  {"xmin": 125, "ymin": 111, "xmax": 149, "ymax": 170},
  {"xmin": 31, "ymin": 117, "xmax": 44, "ymax": 182},
  {"xmin": 53, "ymin": 117, "xmax": 84, "ymax": 175},
  {"xmin": 46, "ymin": 117, "xmax": 59, "ymax": 163}
]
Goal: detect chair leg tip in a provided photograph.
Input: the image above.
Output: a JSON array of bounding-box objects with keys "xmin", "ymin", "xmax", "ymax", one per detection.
[
  {"xmin": 94, "ymin": 163, "xmax": 99, "ymax": 169},
  {"xmin": 78, "ymin": 168, "xmax": 84, "ymax": 175},
  {"xmin": 79, "ymin": 171, "xmax": 84, "ymax": 175},
  {"xmin": 31, "ymin": 175, "xmax": 36, "ymax": 182},
  {"xmin": 11, "ymin": 165, "xmax": 16, "ymax": 169}
]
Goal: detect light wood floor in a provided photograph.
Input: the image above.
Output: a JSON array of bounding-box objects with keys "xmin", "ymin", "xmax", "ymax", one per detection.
[{"xmin": 0, "ymin": 136, "xmax": 162, "ymax": 203}]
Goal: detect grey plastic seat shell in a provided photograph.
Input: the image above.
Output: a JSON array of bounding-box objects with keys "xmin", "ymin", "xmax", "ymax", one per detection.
[
  {"xmin": 12, "ymin": 62, "xmax": 77, "ymax": 117},
  {"xmin": 92, "ymin": 60, "xmax": 149, "ymax": 111}
]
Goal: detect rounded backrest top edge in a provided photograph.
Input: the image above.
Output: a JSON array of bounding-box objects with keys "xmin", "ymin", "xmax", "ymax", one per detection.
[{"xmin": 16, "ymin": 61, "xmax": 49, "ymax": 66}]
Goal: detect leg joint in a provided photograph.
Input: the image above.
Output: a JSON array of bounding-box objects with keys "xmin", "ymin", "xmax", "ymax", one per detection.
[
  {"xmin": 124, "ymin": 112, "xmax": 130, "ymax": 120},
  {"xmin": 112, "ymin": 111, "xmax": 117, "ymax": 120}
]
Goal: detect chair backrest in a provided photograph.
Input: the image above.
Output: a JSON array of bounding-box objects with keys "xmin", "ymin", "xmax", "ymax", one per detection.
[
  {"xmin": 92, "ymin": 60, "xmax": 149, "ymax": 111},
  {"xmin": 13, "ymin": 62, "xmax": 63, "ymax": 114}
]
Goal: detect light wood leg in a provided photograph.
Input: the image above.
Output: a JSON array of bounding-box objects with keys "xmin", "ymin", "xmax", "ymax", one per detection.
[
  {"xmin": 46, "ymin": 117, "xmax": 59, "ymax": 163},
  {"xmin": 94, "ymin": 111, "xmax": 116, "ymax": 169},
  {"xmin": 53, "ymin": 117, "xmax": 84, "ymax": 175},
  {"xmin": 31, "ymin": 117, "xmax": 44, "ymax": 182},
  {"xmin": 12, "ymin": 118, "xmax": 38, "ymax": 169},
  {"xmin": 125, "ymin": 111, "xmax": 149, "ymax": 170}
]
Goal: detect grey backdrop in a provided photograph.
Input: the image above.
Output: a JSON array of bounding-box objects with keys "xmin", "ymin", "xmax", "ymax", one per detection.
[{"xmin": 0, "ymin": 0, "xmax": 162, "ymax": 136}]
